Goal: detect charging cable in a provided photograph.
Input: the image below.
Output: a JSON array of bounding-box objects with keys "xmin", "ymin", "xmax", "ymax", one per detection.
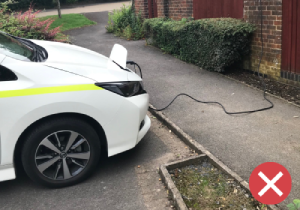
[{"xmin": 127, "ymin": 0, "xmax": 274, "ymax": 115}]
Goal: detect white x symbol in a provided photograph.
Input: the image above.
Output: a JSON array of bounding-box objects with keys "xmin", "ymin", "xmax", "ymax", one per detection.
[{"xmin": 258, "ymin": 171, "xmax": 283, "ymax": 197}]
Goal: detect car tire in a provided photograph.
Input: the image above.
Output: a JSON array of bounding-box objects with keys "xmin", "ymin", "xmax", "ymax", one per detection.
[{"xmin": 21, "ymin": 117, "xmax": 101, "ymax": 188}]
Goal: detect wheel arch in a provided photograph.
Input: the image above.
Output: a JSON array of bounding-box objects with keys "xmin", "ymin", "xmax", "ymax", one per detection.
[{"xmin": 14, "ymin": 112, "xmax": 108, "ymax": 172}]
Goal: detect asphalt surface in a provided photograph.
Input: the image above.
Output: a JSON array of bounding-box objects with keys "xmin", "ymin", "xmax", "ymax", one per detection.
[
  {"xmin": 0, "ymin": 132, "xmax": 152, "ymax": 210},
  {"xmin": 64, "ymin": 12, "xmax": 300, "ymax": 209},
  {"xmin": 0, "ymin": 113, "xmax": 193, "ymax": 210},
  {"xmin": 37, "ymin": 1, "xmax": 131, "ymax": 17}
]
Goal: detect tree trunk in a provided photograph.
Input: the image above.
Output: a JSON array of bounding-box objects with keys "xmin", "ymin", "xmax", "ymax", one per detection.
[{"xmin": 57, "ymin": 0, "xmax": 61, "ymax": 18}]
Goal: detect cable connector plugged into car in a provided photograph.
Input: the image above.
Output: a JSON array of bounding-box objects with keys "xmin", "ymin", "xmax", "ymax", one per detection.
[{"xmin": 126, "ymin": 61, "xmax": 143, "ymax": 78}]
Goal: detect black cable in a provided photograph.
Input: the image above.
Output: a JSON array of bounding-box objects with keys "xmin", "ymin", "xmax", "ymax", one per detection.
[
  {"xmin": 129, "ymin": 0, "xmax": 274, "ymax": 115},
  {"xmin": 127, "ymin": 61, "xmax": 143, "ymax": 78}
]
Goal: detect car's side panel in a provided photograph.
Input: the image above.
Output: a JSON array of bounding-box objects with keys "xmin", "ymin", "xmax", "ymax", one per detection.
[{"xmin": 0, "ymin": 164, "xmax": 15, "ymax": 181}]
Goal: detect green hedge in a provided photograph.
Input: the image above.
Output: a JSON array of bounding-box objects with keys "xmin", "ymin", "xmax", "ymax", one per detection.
[{"xmin": 143, "ymin": 18, "xmax": 256, "ymax": 72}]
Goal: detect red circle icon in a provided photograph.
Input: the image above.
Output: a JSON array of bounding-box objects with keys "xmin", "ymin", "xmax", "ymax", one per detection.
[{"xmin": 249, "ymin": 162, "xmax": 292, "ymax": 205}]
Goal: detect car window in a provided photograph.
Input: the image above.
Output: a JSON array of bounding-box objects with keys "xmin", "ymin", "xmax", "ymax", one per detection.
[
  {"xmin": 0, "ymin": 65, "xmax": 17, "ymax": 81},
  {"xmin": 0, "ymin": 33, "xmax": 33, "ymax": 61}
]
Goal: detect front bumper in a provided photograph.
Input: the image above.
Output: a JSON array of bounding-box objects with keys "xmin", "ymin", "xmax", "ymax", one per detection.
[
  {"xmin": 137, "ymin": 114, "xmax": 151, "ymax": 144},
  {"xmin": 104, "ymin": 93, "xmax": 151, "ymax": 157}
]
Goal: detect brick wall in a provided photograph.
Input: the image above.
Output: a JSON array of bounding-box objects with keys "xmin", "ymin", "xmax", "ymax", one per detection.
[
  {"xmin": 243, "ymin": 0, "xmax": 282, "ymax": 79},
  {"xmin": 157, "ymin": 0, "xmax": 167, "ymax": 18},
  {"xmin": 158, "ymin": 0, "xmax": 193, "ymax": 20},
  {"xmin": 134, "ymin": 0, "xmax": 148, "ymax": 19},
  {"xmin": 135, "ymin": 0, "xmax": 284, "ymax": 79},
  {"xmin": 135, "ymin": 0, "xmax": 193, "ymax": 20}
]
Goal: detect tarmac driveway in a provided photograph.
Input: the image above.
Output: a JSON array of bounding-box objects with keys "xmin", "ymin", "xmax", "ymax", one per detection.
[
  {"xmin": 64, "ymin": 12, "xmax": 300, "ymax": 209},
  {"xmin": 0, "ymin": 113, "xmax": 192, "ymax": 210}
]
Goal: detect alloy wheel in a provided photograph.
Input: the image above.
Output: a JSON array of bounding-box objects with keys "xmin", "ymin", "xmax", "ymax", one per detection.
[{"xmin": 35, "ymin": 130, "xmax": 90, "ymax": 180}]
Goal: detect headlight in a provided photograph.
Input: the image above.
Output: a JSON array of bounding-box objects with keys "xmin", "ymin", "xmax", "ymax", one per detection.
[{"xmin": 95, "ymin": 81, "xmax": 146, "ymax": 97}]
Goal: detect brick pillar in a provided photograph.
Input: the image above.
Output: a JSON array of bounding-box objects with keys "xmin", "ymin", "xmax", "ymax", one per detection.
[
  {"xmin": 157, "ymin": 0, "xmax": 191, "ymax": 18},
  {"xmin": 157, "ymin": 0, "xmax": 166, "ymax": 17},
  {"xmin": 163, "ymin": 0, "xmax": 193, "ymax": 20},
  {"xmin": 134, "ymin": 0, "xmax": 149, "ymax": 18},
  {"xmin": 243, "ymin": 0, "xmax": 282, "ymax": 79}
]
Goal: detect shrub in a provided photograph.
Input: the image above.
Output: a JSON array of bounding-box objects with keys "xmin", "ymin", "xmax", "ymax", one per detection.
[
  {"xmin": 0, "ymin": 3, "xmax": 68, "ymax": 42},
  {"xmin": 143, "ymin": 18, "xmax": 256, "ymax": 72},
  {"xmin": 287, "ymin": 199, "xmax": 300, "ymax": 210},
  {"xmin": 106, "ymin": 5, "xmax": 144, "ymax": 40}
]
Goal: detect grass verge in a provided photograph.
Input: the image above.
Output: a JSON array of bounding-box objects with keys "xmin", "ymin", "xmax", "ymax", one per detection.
[
  {"xmin": 39, "ymin": 14, "xmax": 96, "ymax": 31},
  {"xmin": 170, "ymin": 161, "xmax": 267, "ymax": 210}
]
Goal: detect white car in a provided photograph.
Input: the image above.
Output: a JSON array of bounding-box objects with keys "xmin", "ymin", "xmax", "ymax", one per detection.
[{"xmin": 0, "ymin": 32, "xmax": 151, "ymax": 187}]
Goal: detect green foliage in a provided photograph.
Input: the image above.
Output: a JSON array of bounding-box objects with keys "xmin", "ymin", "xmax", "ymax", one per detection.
[
  {"xmin": 106, "ymin": 5, "xmax": 144, "ymax": 40},
  {"xmin": 39, "ymin": 14, "xmax": 96, "ymax": 32},
  {"xmin": 0, "ymin": 4, "xmax": 68, "ymax": 42},
  {"xmin": 143, "ymin": 18, "xmax": 256, "ymax": 72},
  {"xmin": 287, "ymin": 199, "xmax": 300, "ymax": 210}
]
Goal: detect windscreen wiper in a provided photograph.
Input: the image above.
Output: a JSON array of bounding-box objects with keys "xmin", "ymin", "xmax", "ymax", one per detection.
[
  {"xmin": 112, "ymin": 60, "xmax": 130, "ymax": 72},
  {"xmin": 5, "ymin": 33, "xmax": 48, "ymax": 62},
  {"xmin": 16, "ymin": 37, "xmax": 48, "ymax": 62}
]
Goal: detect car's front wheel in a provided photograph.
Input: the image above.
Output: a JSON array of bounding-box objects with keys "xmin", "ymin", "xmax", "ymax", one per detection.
[{"xmin": 22, "ymin": 117, "xmax": 101, "ymax": 188}]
